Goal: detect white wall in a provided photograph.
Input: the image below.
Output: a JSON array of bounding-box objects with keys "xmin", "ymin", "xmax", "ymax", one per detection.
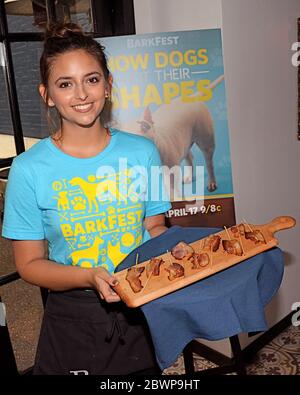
[
  {"xmin": 221, "ymin": 0, "xmax": 300, "ymax": 349},
  {"xmin": 133, "ymin": 0, "xmax": 222, "ymax": 33},
  {"xmin": 133, "ymin": 0, "xmax": 300, "ymax": 356}
]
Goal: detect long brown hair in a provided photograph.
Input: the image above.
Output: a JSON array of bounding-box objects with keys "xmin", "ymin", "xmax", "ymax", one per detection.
[{"xmin": 40, "ymin": 22, "xmax": 112, "ymax": 131}]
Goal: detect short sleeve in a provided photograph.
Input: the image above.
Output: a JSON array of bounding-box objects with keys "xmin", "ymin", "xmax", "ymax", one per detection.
[
  {"xmin": 145, "ymin": 145, "xmax": 172, "ymax": 217},
  {"xmin": 2, "ymin": 160, "xmax": 45, "ymax": 240}
]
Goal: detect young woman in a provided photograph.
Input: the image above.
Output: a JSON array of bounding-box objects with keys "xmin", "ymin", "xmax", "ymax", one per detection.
[{"xmin": 2, "ymin": 23, "xmax": 171, "ymax": 375}]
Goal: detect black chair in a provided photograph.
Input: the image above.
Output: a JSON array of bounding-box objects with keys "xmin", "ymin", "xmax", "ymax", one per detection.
[
  {"xmin": 183, "ymin": 335, "xmax": 247, "ymax": 375},
  {"xmin": 0, "ymin": 271, "xmax": 48, "ymax": 375}
]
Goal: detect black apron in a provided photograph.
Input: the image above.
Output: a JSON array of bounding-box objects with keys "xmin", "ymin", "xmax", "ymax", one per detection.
[{"xmin": 33, "ymin": 289, "xmax": 161, "ymax": 375}]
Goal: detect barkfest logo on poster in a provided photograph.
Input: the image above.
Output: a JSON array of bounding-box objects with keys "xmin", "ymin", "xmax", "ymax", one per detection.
[{"xmin": 100, "ymin": 29, "xmax": 235, "ymax": 226}]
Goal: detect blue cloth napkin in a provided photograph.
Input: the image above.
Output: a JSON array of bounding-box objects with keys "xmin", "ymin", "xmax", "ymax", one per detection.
[{"xmin": 115, "ymin": 226, "xmax": 284, "ymax": 369}]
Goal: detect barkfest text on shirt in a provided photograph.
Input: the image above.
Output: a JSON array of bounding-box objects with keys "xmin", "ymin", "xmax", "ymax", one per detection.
[
  {"xmin": 108, "ymin": 46, "xmax": 214, "ymax": 109},
  {"xmin": 61, "ymin": 210, "xmax": 144, "ymax": 238}
]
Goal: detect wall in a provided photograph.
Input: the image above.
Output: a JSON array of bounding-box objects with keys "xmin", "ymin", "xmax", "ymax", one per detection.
[
  {"xmin": 134, "ymin": 0, "xmax": 222, "ymax": 33},
  {"xmin": 221, "ymin": 0, "xmax": 300, "ymax": 349},
  {"xmin": 133, "ymin": 0, "xmax": 300, "ymax": 356}
]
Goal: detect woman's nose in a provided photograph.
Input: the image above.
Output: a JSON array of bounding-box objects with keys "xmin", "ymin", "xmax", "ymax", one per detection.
[{"xmin": 75, "ymin": 84, "xmax": 88, "ymax": 100}]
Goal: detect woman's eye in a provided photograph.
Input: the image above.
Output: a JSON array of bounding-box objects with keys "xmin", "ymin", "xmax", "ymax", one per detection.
[
  {"xmin": 59, "ymin": 82, "xmax": 71, "ymax": 88},
  {"xmin": 88, "ymin": 76, "xmax": 99, "ymax": 84}
]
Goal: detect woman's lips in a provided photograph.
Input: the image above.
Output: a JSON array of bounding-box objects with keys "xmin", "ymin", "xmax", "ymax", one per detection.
[{"xmin": 72, "ymin": 103, "xmax": 93, "ymax": 113}]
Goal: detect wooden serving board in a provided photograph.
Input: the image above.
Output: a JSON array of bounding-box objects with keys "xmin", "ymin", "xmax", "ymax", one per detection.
[{"xmin": 114, "ymin": 216, "xmax": 296, "ymax": 308}]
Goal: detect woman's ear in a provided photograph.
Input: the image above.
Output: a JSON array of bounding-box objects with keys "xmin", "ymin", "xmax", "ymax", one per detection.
[
  {"xmin": 38, "ymin": 84, "xmax": 55, "ymax": 107},
  {"xmin": 106, "ymin": 74, "xmax": 113, "ymax": 94}
]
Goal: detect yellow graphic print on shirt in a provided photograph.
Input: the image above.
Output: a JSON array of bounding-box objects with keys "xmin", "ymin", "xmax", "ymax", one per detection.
[{"xmin": 52, "ymin": 170, "xmax": 144, "ymax": 272}]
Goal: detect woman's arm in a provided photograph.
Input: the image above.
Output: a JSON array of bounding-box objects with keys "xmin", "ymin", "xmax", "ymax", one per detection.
[
  {"xmin": 12, "ymin": 240, "xmax": 120, "ymax": 302},
  {"xmin": 144, "ymin": 214, "xmax": 168, "ymax": 238}
]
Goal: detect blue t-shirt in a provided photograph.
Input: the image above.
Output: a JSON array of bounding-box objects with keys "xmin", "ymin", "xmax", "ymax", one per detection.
[{"xmin": 2, "ymin": 129, "xmax": 171, "ymax": 273}]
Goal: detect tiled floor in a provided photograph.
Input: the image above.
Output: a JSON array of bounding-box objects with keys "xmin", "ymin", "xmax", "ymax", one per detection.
[{"xmin": 163, "ymin": 324, "xmax": 300, "ymax": 375}]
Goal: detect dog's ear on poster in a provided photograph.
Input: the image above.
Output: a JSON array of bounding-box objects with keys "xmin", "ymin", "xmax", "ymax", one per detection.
[
  {"xmin": 137, "ymin": 106, "xmax": 155, "ymax": 136},
  {"xmin": 143, "ymin": 106, "xmax": 154, "ymax": 125}
]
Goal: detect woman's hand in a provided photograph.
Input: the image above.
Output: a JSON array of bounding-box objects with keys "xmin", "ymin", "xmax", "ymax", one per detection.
[
  {"xmin": 144, "ymin": 214, "xmax": 168, "ymax": 238},
  {"xmin": 90, "ymin": 267, "xmax": 121, "ymax": 303}
]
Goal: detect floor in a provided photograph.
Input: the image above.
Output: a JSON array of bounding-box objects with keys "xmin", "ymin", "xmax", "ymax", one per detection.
[
  {"xmin": 0, "ymin": 218, "xmax": 299, "ymax": 375},
  {"xmin": 163, "ymin": 324, "xmax": 300, "ymax": 375}
]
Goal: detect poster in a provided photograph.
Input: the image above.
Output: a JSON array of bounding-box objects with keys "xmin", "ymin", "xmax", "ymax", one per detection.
[{"xmin": 100, "ymin": 29, "xmax": 235, "ymax": 228}]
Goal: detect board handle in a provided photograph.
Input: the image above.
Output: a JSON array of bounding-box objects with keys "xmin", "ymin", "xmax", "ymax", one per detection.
[{"xmin": 265, "ymin": 216, "xmax": 296, "ymax": 235}]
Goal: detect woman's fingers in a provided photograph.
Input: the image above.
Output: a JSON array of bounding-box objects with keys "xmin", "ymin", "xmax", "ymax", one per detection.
[
  {"xmin": 97, "ymin": 277, "xmax": 121, "ymax": 303},
  {"xmin": 92, "ymin": 267, "xmax": 121, "ymax": 303},
  {"xmin": 106, "ymin": 293, "xmax": 121, "ymax": 303},
  {"xmin": 95, "ymin": 267, "xmax": 119, "ymax": 286}
]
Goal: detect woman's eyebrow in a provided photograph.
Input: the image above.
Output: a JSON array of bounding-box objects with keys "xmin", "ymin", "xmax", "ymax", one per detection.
[{"xmin": 55, "ymin": 71, "xmax": 101, "ymax": 84}]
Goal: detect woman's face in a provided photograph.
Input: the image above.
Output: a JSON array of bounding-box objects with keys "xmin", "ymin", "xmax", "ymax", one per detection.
[{"xmin": 41, "ymin": 49, "xmax": 110, "ymax": 129}]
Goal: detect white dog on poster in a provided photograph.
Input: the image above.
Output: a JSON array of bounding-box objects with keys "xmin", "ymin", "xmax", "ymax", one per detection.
[{"xmin": 118, "ymin": 76, "xmax": 224, "ymax": 195}]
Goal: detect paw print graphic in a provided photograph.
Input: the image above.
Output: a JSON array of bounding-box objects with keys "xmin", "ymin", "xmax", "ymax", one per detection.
[{"xmin": 71, "ymin": 196, "xmax": 87, "ymax": 211}]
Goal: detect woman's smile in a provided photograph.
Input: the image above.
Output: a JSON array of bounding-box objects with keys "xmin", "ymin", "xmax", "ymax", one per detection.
[{"xmin": 72, "ymin": 103, "xmax": 94, "ymax": 113}]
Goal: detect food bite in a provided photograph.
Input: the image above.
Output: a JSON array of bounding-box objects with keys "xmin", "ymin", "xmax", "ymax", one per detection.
[
  {"xmin": 203, "ymin": 234, "xmax": 221, "ymax": 252},
  {"xmin": 245, "ymin": 230, "xmax": 266, "ymax": 244},
  {"xmin": 188, "ymin": 252, "xmax": 210, "ymax": 268},
  {"xmin": 126, "ymin": 266, "xmax": 145, "ymax": 293},
  {"xmin": 146, "ymin": 257, "xmax": 164, "ymax": 277},
  {"xmin": 171, "ymin": 241, "xmax": 194, "ymax": 260},
  {"xmin": 222, "ymin": 239, "xmax": 243, "ymax": 256},
  {"xmin": 165, "ymin": 262, "xmax": 185, "ymax": 280}
]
